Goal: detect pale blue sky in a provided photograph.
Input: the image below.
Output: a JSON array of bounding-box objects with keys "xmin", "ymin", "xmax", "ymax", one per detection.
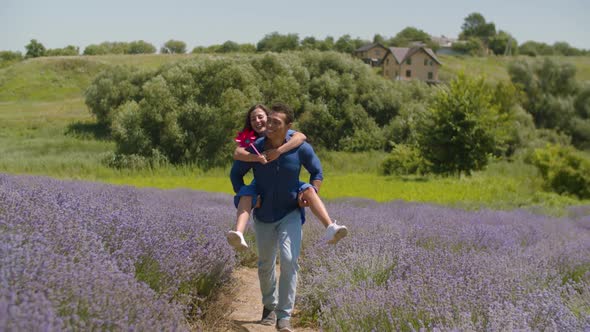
[{"xmin": 1, "ymin": 0, "xmax": 588, "ymax": 52}]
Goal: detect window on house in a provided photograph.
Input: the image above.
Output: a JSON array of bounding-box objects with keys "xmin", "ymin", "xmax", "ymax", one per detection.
[
  {"xmin": 424, "ymin": 59, "xmax": 428, "ymax": 66},
  {"xmin": 406, "ymin": 70, "xmax": 411, "ymax": 77},
  {"xmin": 406, "ymin": 58, "xmax": 412, "ymax": 65},
  {"xmin": 428, "ymin": 72, "xmax": 433, "ymax": 80},
  {"xmin": 430, "ymin": 60, "xmax": 433, "ymax": 66}
]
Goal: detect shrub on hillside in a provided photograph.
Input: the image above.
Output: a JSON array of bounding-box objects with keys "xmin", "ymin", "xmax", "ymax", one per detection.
[
  {"xmin": 45, "ymin": 45, "xmax": 79, "ymax": 56},
  {"xmin": 380, "ymin": 143, "xmax": 429, "ymax": 175},
  {"xmin": 529, "ymin": 144, "xmax": 590, "ymax": 199},
  {"xmin": 417, "ymin": 74, "xmax": 501, "ymax": 176},
  {"xmin": 85, "ymin": 51, "xmax": 428, "ymax": 166},
  {"xmin": 83, "ymin": 41, "xmax": 156, "ymax": 55},
  {"xmin": 508, "ymin": 58, "xmax": 590, "ymax": 149},
  {"xmin": 85, "ymin": 66, "xmax": 153, "ymax": 125},
  {"xmin": 0, "ymin": 50, "xmax": 23, "ymax": 62}
]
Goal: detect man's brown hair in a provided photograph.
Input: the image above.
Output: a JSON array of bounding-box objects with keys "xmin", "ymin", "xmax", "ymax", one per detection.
[{"xmin": 270, "ymin": 102, "xmax": 294, "ymax": 124}]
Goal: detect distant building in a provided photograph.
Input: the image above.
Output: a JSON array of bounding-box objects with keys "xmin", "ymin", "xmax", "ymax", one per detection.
[
  {"xmin": 430, "ymin": 35, "xmax": 457, "ymax": 48},
  {"xmin": 352, "ymin": 43, "xmax": 389, "ymax": 66},
  {"xmin": 430, "ymin": 35, "xmax": 464, "ymax": 55},
  {"xmin": 354, "ymin": 43, "xmax": 441, "ymax": 83},
  {"xmin": 382, "ymin": 46, "xmax": 441, "ymax": 83}
]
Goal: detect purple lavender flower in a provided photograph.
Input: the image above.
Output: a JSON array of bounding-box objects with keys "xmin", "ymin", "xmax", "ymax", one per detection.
[
  {"xmin": 1, "ymin": 173, "xmax": 237, "ymax": 330},
  {"xmin": 299, "ymin": 199, "xmax": 590, "ymax": 330}
]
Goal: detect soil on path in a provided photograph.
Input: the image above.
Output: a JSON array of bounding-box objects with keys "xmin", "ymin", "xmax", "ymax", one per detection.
[{"xmin": 226, "ymin": 267, "xmax": 318, "ymax": 332}]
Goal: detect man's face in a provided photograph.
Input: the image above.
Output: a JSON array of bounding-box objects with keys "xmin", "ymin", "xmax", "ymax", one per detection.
[{"xmin": 266, "ymin": 112, "xmax": 291, "ymax": 141}]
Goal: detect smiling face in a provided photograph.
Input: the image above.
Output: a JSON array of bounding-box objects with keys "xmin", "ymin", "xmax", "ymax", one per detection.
[
  {"xmin": 265, "ymin": 111, "xmax": 291, "ymax": 141},
  {"xmin": 249, "ymin": 108, "xmax": 267, "ymax": 134}
]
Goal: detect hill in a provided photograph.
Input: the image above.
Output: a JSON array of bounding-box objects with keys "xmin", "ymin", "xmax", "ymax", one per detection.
[{"xmin": 1, "ymin": 53, "xmax": 590, "ymax": 102}]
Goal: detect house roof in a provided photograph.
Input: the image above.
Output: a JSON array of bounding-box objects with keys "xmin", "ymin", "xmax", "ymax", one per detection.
[
  {"xmin": 387, "ymin": 46, "xmax": 441, "ymax": 65},
  {"xmin": 354, "ymin": 42, "xmax": 387, "ymax": 52}
]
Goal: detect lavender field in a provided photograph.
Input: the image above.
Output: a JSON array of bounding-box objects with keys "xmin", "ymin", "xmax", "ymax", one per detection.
[
  {"xmin": 299, "ymin": 200, "xmax": 590, "ymax": 331},
  {"xmin": 2, "ymin": 173, "xmax": 590, "ymax": 331},
  {"xmin": 0, "ymin": 173, "xmax": 236, "ymax": 330}
]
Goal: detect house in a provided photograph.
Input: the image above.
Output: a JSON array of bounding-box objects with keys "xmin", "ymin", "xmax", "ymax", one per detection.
[
  {"xmin": 430, "ymin": 35, "xmax": 457, "ymax": 48},
  {"xmin": 430, "ymin": 35, "xmax": 465, "ymax": 55},
  {"xmin": 353, "ymin": 43, "xmax": 389, "ymax": 66},
  {"xmin": 382, "ymin": 46, "xmax": 441, "ymax": 83}
]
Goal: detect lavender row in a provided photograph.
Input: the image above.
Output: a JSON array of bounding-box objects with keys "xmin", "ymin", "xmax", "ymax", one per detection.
[
  {"xmin": 0, "ymin": 173, "xmax": 236, "ymax": 330},
  {"xmin": 299, "ymin": 199, "xmax": 590, "ymax": 331}
]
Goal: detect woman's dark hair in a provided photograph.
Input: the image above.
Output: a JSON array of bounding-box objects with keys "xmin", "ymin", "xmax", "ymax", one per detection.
[{"xmin": 244, "ymin": 104, "xmax": 270, "ymax": 137}]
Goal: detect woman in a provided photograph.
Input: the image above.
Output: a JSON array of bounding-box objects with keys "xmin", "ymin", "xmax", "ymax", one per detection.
[{"xmin": 227, "ymin": 104, "xmax": 348, "ymax": 250}]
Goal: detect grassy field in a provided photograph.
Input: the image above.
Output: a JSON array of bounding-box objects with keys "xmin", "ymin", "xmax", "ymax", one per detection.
[
  {"xmin": 438, "ymin": 54, "xmax": 590, "ymax": 82},
  {"xmin": 1, "ymin": 53, "xmax": 589, "ymax": 215}
]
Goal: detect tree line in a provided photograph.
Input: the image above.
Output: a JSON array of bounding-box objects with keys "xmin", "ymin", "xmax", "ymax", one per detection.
[{"xmin": 1, "ymin": 12, "xmax": 587, "ymax": 65}]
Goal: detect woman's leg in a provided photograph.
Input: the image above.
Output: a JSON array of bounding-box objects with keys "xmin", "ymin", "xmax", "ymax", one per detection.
[
  {"xmin": 235, "ymin": 195, "xmax": 252, "ymax": 234},
  {"xmin": 299, "ymin": 187, "xmax": 332, "ymax": 228},
  {"xmin": 300, "ymin": 187, "xmax": 348, "ymax": 244},
  {"xmin": 228, "ymin": 195, "xmax": 254, "ymax": 251}
]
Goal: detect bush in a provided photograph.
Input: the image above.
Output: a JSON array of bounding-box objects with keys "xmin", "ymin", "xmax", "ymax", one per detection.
[
  {"xmin": 530, "ymin": 144, "xmax": 590, "ymax": 199},
  {"xmin": 380, "ymin": 144, "xmax": 429, "ymax": 175},
  {"xmin": 84, "ymin": 66, "xmax": 153, "ymax": 125},
  {"xmin": 45, "ymin": 45, "xmax": 79, "ymax": 56},
  {"xmin": 0, "ymin": 50, "xmax": 23, "ymax": 62},
  {"xmin": 417, "ymin": 73, "xmax": 499, "ymax": 176},
  {"xmin": 85, "ymin": 51, "xmax": 434, "ymax": 167}
]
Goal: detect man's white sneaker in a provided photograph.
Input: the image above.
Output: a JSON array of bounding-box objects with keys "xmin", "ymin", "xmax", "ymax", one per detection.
[
  {"xmin": 325, "ymin": 222, "xmax": 348, "ymax": 244},
  {"xmin": 227, "ymin": 231, "xmax": 249, "ymax": 251}
]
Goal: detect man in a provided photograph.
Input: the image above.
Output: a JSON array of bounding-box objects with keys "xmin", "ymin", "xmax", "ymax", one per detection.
[{"xmin": 230, "ymin": 103, "xmax": 324, "ymax": 332}]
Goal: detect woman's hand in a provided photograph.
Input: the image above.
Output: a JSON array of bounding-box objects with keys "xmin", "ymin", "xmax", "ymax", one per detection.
[
  {"xmin": 264, "ymin": 149, "xmax": 281, "ymax": 162},
  {"xmin": 254, "ymin": 154, "xmax": 268, "ymax": 164}
]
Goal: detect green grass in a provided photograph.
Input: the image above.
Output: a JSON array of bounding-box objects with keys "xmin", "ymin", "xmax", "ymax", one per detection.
[{"xmin": 438, "ymin": 55, "xmax": 590, "ymax": 83}]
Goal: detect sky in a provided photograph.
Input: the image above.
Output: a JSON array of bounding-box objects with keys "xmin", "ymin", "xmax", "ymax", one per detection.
[{"xmin": 1, "ymin": 0, "xmax": 589, "ymax": 53}]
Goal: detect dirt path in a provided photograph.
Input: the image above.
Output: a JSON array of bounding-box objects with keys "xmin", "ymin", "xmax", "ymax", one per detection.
[{"xmin": 227, "ymin": 267, "xmax": 318, "ymax": 332}]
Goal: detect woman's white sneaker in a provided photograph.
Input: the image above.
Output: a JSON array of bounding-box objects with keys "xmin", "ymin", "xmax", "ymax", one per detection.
[
  {"xmin": 227, "ymin": 231, "xmax": 249, "ymax": 251},
  {"xmin": 325, "ymin": 222, "xmax": 348, "ymax": 244}
]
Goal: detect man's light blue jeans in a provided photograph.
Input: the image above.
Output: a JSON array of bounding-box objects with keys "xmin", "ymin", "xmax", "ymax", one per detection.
[{"xmin": 253, "ymin": 209, "xmax": 302, "ymax": 321}]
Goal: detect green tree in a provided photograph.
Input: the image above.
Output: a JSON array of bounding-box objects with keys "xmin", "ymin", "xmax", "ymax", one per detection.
[
  {"xmin": 389, "ymin": 27, "xmax": 431, "ymax": 46},
  {"xmin": 25, "ymin": 39, "xmax": 46, "ymax": 58},
  {"xmin": 160, "ymin": 40, "xmax": 187, "ymax": 54},
  {"xmin": 530, "ymin": 144, "xmax": 590, "ymax": 198},
  {"xmin": 85, "ymin": 66, "xmax": 151, "ymax": 125},
  {"xmin": 417, "ymin": 74, "xmax": 499, "ymax": 176},
  {"xmin": 452, "ymin": 37, "xmax": 486, "ymax": 56},
  {"xmin": 256, "ymin": 32, "xmax": 299, "ymax": 52},
  {"xmin": 335, "ymin": 34, "xmax": 356, "ymax": 53},
  {"xmin": 318, "ymin": 36, "xmax": 335, "ymax": 51},
  {"xmin": 488, "ymin": 30, "xmax": 518, "ymax": 55},
  {"xmin": 460, "ymin": 13, "xmax": 496, "ymax": 42},
  {"xmin": 373, "ymin": 34, "xmax": 386, "ymax": 44},
  {"xmin": 46, "ymin": 45, "xmax": 79, "ymax": 56},
  {"xmin": 239, "ymin": 43, "xmax": 257, "ymax": 53},
  {"xmin": 301, "ymin": 36, "xmax": 319, "ymax": 50},
  {"xmin": 128, "ymin": 40, "xmax": 156, "ymax": 54},
  {"xmin": 0, "ymin": 50, "xmax": 23, "ymax": 62},
  {"xmin": 553, "ymin": 41, "xmax": 582, "ymax": 56},
  {"xmin": 218, "ymin": 40, "xmax": 240, "ymax": 53},
  {"xmin": 83, "ymin": 44, "xmax": 108, "ymax": 55},
  {"xmin": 518, "ymin": 41, "xmax": 554, "ymax": 56},
  {"xmin": 508, "ymin": 58, "xmax": 590, "ymax": 148}
]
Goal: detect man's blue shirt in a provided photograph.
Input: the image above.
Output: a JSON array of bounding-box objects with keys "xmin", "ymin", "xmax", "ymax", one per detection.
[{"xmin": 230, "ymin": 133, "xmax": 323, "ymax": 223}]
